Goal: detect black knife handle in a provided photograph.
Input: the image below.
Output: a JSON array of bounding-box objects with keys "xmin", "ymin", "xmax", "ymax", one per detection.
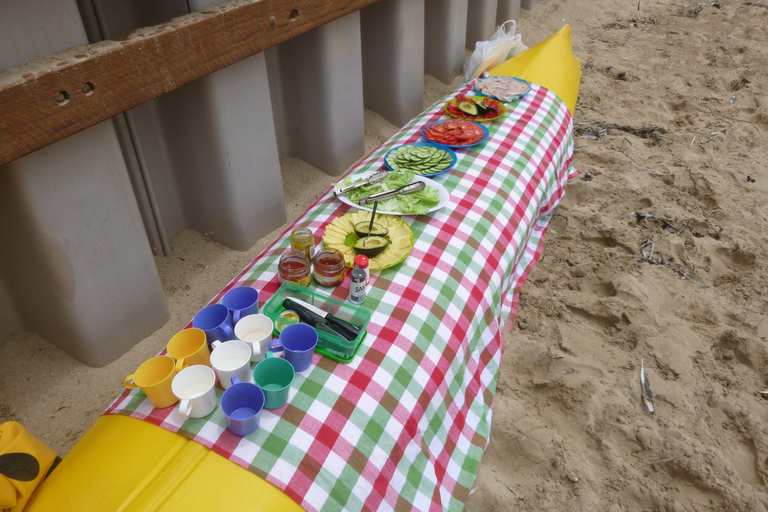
[
  {"xmin": 325, "ymin": 316, "xmax": 360, "ymax": 341},
  {"xmin": 282, "ymin": 299, "xmax": 320, "ymax": 327}
]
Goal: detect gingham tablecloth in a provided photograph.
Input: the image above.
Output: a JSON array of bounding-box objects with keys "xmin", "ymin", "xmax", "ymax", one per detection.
[{"xmin": 105, "ymin": 82, "xmax": 574, "ymax": 512}]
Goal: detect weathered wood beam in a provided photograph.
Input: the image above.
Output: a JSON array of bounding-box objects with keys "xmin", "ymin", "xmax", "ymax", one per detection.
[{"xmin": 0, "ymin": 0, "xmax": 380, "ymax": 167}]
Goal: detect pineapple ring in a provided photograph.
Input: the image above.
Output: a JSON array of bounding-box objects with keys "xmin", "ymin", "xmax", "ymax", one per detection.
[{"xmin": 322, "ymin": 212, "xmax": 414, "ymax": 270}]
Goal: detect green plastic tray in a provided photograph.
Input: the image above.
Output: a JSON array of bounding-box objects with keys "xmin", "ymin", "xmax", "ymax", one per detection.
[{"xmin": 262, "ymin": 282, "xmax": 371, "ymax": 363}]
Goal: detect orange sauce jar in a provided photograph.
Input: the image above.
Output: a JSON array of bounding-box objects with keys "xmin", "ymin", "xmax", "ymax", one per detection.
[
  {"xmin": 278, "ymin": 252, "xmax": 311, "ymax": 286},
  {"xmin": 312, "ymin": 248, "xmax": 346, "ymax": 287}
]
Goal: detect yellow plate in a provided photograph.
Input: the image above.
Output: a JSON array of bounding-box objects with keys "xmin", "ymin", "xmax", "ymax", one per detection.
[{"xmin": 322, "ymin": 212, "xmax": 414, "ymax": 271}]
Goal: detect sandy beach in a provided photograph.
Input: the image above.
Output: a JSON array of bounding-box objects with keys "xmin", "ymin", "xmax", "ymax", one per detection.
[{"xmin": 2, "ymin": 0, "xmax": 768, "ymax": 509}]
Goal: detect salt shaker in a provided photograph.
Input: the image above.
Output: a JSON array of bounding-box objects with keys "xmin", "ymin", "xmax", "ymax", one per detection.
[{"xmin": 348, "ymin": 268, "xmax": 367, "ymax": 304}]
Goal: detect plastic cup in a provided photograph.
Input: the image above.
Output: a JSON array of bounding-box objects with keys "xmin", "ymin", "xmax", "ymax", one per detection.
[
  {"xmin": 210, "ymin": 340, "xmax": 253, "ymax": 389},
  {"xmin": 172, "ymin": 365, "xmax": 217, "ymax": 418},
  {"xmin": 222, "ymin": 286, "xmax": 260, "ymax": 324},
  {"xmin": 166, "ymin": 328, "xmax": 211, "ymax": 372},
  {"xmin": 221, "ymin": 376, "xmax": 264, "ymax": 436},
  {"xmin": 124, "ymin": 356, "xmax": 178, "ymax": 408},
  {"xmin": 192, "ymin": 303, "xmax": 235, "ymax": 349},
  {"xmin": 234, "ymin": 314, "xmax": 274, "ymax": 362},
  {"xmin": 275, "ymin": 323, "xmax": 318, "ymax": 372},
  {"xmin": 253, "ymin": 356, "xmax": 294, "ymax": 409}
]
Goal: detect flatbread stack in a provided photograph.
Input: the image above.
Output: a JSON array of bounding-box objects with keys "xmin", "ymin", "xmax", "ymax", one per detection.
[{"xmin": 475, "ymin": 76, "xmax": 531, "ymax": 102}]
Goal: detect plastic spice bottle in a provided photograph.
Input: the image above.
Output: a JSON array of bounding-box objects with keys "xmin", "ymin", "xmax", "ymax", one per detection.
[
  {"xmin": 278, "ymin": 252, "xmax": 311, "ymax": 286},
  {"xmin": 312, "ymin": 248, "xmax": 346, "ymax": 287},
  {"xmin": 348, "ymin": 268, "xmax": 367, "ymax": 304},
  {"xmin": 353, "ymin": 254, "xmax": 369, "ymax": 289},
  {"xmin": 290, "ymin": 227, "xmax": 315, "ymax": 260}
]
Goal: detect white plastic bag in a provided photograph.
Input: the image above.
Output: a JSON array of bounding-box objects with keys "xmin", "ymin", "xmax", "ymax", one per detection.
[{"xmin": 462, "ymin": 20, "xmax": 527, "ymax": 83}]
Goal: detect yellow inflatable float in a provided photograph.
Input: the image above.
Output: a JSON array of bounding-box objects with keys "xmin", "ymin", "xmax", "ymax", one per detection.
[
  {"xmin": 22, "ymin": 26, "xmax": 580, "ymax": 512},
  {"xmin": 490, "ymin": 24, "xmax": 581, "ymax": 115}
]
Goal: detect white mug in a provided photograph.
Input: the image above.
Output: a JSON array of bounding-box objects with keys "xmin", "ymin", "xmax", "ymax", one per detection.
[
  {"xmin": 210, "ymin": 340, "xmax": 253, "ymax": 389},
  {"xmin": 172, "ymin": 365, "xmax": 217, "ymax": 418},
  {"xmin": 234, "ymin": 314, "xmax": 274, "ymax": 362}
]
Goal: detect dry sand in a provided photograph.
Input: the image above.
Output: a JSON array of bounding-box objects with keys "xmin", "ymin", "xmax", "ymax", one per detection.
[{"xmin": 2, "ymin": 0, "xmax": 768, "ymax": 510}]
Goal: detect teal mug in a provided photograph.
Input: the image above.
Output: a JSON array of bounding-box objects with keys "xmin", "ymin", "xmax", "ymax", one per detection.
[{"xmin": 252, "ymin": 353, "xmax": 294, "ymax": 409}]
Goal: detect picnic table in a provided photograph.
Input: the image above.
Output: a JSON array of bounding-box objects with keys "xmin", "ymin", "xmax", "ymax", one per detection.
[{"xmin": 25, "ymin": 78, "xmax": 574, "ymax": 512}]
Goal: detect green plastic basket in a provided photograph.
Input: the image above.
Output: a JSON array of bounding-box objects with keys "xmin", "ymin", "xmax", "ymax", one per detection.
[{"xmin": 262, "ymin": 282, "xmax": 372, "ymax": 363}]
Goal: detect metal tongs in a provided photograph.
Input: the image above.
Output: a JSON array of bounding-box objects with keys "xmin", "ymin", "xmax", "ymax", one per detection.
[
  {"xmin": 334, "ymin": 170, "xmax": 389, "ymax": 197},
  {"xmin": 358, "ymin": 181, "xmax": 425, "ymax": 206}
]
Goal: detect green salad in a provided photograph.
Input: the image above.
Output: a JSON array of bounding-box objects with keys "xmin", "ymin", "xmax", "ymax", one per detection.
[{"xmin": 337, "ymin": 171, "xmax": 441, "ymax": 215}]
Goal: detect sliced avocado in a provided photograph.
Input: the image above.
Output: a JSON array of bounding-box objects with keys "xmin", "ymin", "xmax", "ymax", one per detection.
[
  {"xmin": 458, "ymin": 100, "xmax": 478, "ymax": 116},
  {"xmin": 474, "ymin": 101, "xmax": 492, "ymax": 116},
  {"xmin": 354, "ymin": 221, "xmax": 389, "ymax": 238},
  {"xmin": 479, "ymin": 98, "xmax": 499, "ymax": 115},
  {"xmin": 353, "ymin": 235, "xmax": 389, "ymax": 257}
]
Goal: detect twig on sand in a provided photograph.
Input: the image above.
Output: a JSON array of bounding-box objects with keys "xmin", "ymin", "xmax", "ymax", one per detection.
[
  {"xmin": 574, "ymin": 121, "xmax": 667, "ymax": 144},
  {"xmin": 721, "ymin": 114, "xmax": 763, "ymax": 134},
  {"xmin": 614, "ymin": 253, "xmax": 693, "ymax": 278}
]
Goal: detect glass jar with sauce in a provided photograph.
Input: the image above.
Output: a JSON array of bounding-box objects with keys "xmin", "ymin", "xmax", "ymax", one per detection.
[
  {"xmin": 290, "ymin": 227, "xmax": 315, "ymax": 260},
  {"xmin": 312, "ymin": 248, "xmax": 346, "ymax": 287},
  {"xmin": 278, "ymin": 252, "xmax": 311, "ymax": 286}
]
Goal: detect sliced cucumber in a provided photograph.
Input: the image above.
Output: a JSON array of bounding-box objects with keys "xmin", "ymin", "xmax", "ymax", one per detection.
[{"xmin": 386, "ymin": 144, "xmax": 454, "ymax": 175}]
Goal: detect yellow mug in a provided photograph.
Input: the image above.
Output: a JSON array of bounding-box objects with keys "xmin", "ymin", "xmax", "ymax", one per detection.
[
  {"xmin": 166, "ymin": 328, "xmax": 211, "ymax": 373},
  {"xmin": 124, "ymin": 355, "xmax": 179, "ymax": 408}
]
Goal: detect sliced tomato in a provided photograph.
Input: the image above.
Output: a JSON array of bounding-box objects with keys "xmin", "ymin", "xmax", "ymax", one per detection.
[{"xmin": 425, "ymin": 118, "xmax": 485, "ymax": 146}]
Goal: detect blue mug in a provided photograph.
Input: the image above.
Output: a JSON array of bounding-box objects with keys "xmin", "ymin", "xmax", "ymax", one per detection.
[
  {"xmin": 220, "ymin": 376, "xmax": 265, "ymax": 436},
  {"xmin": 222, "ymin": 286, "xmax": 260, "ymax": 325},
  {"xmin": 272, "ymin": 323, "xmax": 318, "ymax": 372},
  {"xmin": 192, "ymin": 304, "xmax": 235, "ymax": 349}
]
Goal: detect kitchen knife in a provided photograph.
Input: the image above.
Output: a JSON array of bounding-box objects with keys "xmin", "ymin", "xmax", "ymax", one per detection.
[
  {"xmin": 284, "ymin": 297, "xmax": 361, "ymax": 341},
  {"xmin": 282, "ymin": 298, "xmax": 349, "ymax": 340},
  {"xmin": 358, "ymin": 181, "xmax": 425, "ymax": 206}
]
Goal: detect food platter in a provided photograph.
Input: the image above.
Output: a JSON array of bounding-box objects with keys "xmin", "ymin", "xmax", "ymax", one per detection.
[
  {"xmin": 334, "ymin": 171, "xmax": 450, "ymax": 215},
  {"xmin": 474, "ymin": 75, "xmax": 532, "ymax": 102},
  {"xmin": 444, "ymin": 94, "xmax": 506, "ymax": 121},
  {"xmin": 383, "ymin": 142, "xmax": 457, "ymax": 177},
  {"xmin": 321, "ymin": 212, "xmax": 414, "ymax": 270},
  {"xmin": 421, "ymin": 119, "xmax": 489, "ymax": 149}
]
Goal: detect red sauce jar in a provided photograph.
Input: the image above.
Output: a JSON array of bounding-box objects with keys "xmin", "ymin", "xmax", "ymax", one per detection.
[
  {"xmin": 278, "ymin": 252, "xmax": 311, "ymax": 286},
  {"xmin": 312, "ymin": 248, "xmax": 346, "ymax": 286}
]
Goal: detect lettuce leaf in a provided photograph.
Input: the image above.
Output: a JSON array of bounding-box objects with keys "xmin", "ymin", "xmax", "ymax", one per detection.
[{"xmin": 337, "ymin": 171, "xmax": 441, "ymax": 215}]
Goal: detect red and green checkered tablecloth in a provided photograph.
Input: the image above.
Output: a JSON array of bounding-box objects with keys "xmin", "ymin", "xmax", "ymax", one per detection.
[{"xmin": 105, "ymin": 81, "xmax": 574, "ymax": 512}]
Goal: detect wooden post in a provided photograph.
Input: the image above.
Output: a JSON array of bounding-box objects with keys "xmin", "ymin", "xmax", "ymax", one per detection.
[
  {"xmin": 360, "ymin": 0, "xmax": 425, "ymax": 128},
  {"xmin": 424, "ymin": 0, "xmax": 469, "ymax": 84},
  {"xmin": 466, "ymin": 0, "xmax": 498, "ymax": 50},
  {"xmin": 496, "ymin": 0, "xmax": 521, "ymax": 25}
]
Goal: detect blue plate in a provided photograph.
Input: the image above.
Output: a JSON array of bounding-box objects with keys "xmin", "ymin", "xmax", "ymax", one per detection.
[
  {"xmin": 421, "ymin": 120, "xmax": 489, "ymax": 149},
  {"xmin": 383, "ymin": 142, "xmax": 457, "ymax": 178},
  {"xmin": 473, "ymin": 76, "xmax": 532, "ymax": 102}
]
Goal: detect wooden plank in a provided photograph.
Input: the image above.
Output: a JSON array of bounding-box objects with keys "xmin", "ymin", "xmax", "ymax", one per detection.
[{"xmin": 0, "ymin": 0, "xmax": 380, "ymax": 167}]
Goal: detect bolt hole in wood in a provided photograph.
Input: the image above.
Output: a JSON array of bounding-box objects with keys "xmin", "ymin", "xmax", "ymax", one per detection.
[
  {"xmin": 82, "ymin": 82, "xmax": 95, "ymax": 95},
  {"xmin": 289, "ymin": 9, "xmax": 299, "ymax": 21},
  {"xmin": 56, "ymin": 90, "xmax": 70, "ymax": 105}
]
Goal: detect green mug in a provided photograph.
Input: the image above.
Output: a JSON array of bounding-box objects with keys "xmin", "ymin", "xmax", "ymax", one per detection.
[{"xmin": 252, "ymin": 354, "xmax": 294, "ymax": 409}]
